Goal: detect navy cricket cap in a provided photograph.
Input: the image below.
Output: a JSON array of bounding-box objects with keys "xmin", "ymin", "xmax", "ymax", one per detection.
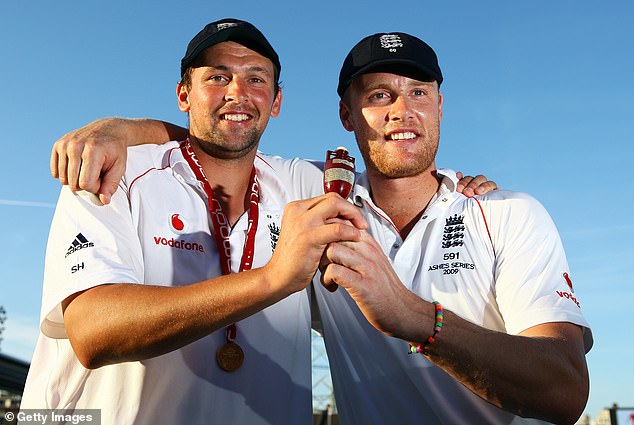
[
  {"xmin": 180, "ymin": 18, "xmax": 281, "ymax": 80},
  {"xmin": 337, "ymin": 32, "xmax": 443, "ymax": 98}
]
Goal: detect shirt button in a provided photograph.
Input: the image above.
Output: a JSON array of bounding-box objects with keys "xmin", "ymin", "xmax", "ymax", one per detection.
[
  {"xmin": 393, "ymin": 243, "xmax": 400, "ymax": 249},
  {"xmin": 422, "ymin": 215, "xmax": 428, "ymax": 220}
]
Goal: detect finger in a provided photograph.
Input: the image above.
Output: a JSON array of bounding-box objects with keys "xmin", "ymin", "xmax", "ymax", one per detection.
[
  {"xmin": 77, "ymin": 147, "xmax": 105, "ymax": 194},
  {"xmin": 98, "ymin": 164, "xmax": 124, "ymax": 206},
  {"xmin": 67, "ymin": 141, "xmax": 91, "ymax": 191},
  {"xmin": 465, "ymin": 175, "xmax": 499, "ymax": 195},
  {"xmin": 323, "ymin": 282, "xmax": 339, "ymax": 292},
  {"xmin": 318, "ymin": 250, "xmax": 339, "ymax": 292},
  {"xmin": 324, "ymin": 239, "xmax": 370, "ymax": 272},
  {"xmin": 50, "ymin": 146, "xmax": 60, "ymax": 179},
  {"xmin": 313, "ymin": 221, "xmax": 364, "ymax": 247},
  {"xmin": 474, "ymin": 181, "xmax": 499, "ymax": 195},
  {"xmin": 324, "ymin": 216, "xmax": 353, "ymax": 226},
  {"xmin": 319, "ymin": 264, "xmax": 339, "ymax": 292},
  {"xmin": 294, "ymin": 191, "xmax": 339, "ymax": 210},
  {"xmin": 457, "ymin": 174, "xmax": 494, "ymax": 198},
  {"xmin": 466, "ymin": 174, "xmax": 487, "ymax": 191},
  {"xmin": 309, "ymin": 193, "xmax": 367, "ymax": 230},
  {"xmin": 56, "ymin": 145, "xmax": 70, "ymax": 186},
  {"xmin": 321, "ymin": 261, "xmax": 360, "ymax": 292},
  {"xmin": 318, "ymin": 263, "xmax": 340, "ymax": 293},
  {"xmin": 455, "ymin": 172, "xmax": 472, "ymax": 190}
]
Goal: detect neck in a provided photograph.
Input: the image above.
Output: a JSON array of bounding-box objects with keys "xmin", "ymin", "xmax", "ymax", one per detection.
[
  {"xmin": 366, "ymin": 168, "xmax": 441, "ymax": 239},
  {"xmin": 191, "ymin": 142, "xmax": 258, "ymax": 227}
]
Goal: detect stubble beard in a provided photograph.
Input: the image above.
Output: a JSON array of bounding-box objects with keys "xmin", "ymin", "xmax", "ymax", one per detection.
[
  {"xmin": 192, "ymin": 112, "xmax": 263, "ymax": 160},
  {"xmin": 196, "ymin": 127, "xmax": 261, "ymax": 160},
  {"xmin": 358, "ymin": 126, "xmax": 440, "ymax": 179}
]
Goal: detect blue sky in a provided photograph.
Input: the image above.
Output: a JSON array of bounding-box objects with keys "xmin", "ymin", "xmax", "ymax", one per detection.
[{"xmin": 1, "ymin": 0, "xmax": 632, "ymax": 420}]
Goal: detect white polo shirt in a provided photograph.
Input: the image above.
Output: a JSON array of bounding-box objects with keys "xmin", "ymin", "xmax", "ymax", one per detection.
[
  {"xmin": 314, "ymin": 169, "xmax": 593, "ymax": 425},
  {"xmin": 21, "ymin": 141, "xmax": 324, "ymax": 425}
]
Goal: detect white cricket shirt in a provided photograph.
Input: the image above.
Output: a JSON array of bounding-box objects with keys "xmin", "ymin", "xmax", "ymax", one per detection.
[
  {"xmin": 314, "ymin": 169, "xmax": 593, "ymax": 425},
  {"xmin": 21, "ymin": 141, "xmax": 323, "ymax": 425}
]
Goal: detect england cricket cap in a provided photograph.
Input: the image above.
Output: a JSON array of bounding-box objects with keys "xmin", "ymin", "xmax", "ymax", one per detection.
[
  {"xmin": 180, "ymin": 18, "xmax": 281, "ymax": 80},
  {"xmin": 337, "ymin": 32, "xmax": 443, "ymax": 97}
]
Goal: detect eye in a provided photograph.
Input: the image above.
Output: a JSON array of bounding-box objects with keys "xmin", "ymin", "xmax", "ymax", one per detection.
[
  {"xmin": 369, "ymin": 91, "xmax": 390, "ymax": 102},
  {"xmin": 413, "ymin": 88, "xmax": 426, "ymax": 96}
]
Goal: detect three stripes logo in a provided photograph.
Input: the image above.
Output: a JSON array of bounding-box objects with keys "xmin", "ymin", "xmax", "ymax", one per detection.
[{"xmin": 65, "ymin": 233, "xmax": 95, "ymax": 258}]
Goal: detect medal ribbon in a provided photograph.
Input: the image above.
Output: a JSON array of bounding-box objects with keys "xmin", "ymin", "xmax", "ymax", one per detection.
[{"xmin": 180, "ymin": 139, "xmax": 260, "ymax": 343}]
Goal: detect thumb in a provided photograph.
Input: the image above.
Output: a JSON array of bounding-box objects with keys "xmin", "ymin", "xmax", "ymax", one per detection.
[
  {"xmin": 98, "ymin": 177, "xmax": 118, "ymax": 205},
  {"xmin": 98, "ymin": 163, "xmax": 124, "ymax": 205}
]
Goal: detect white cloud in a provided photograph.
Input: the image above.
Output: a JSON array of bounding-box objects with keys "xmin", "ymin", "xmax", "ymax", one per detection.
[{"xmin": 0, "ymin": 199, "xmax": 55, "ymax": 209}]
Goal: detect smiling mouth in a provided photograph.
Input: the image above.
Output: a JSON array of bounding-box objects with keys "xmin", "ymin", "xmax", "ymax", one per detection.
[
  {"xmin": 387, "ymin": 131, "xmax": 417, "ymax": 141},
  {"xmin": 221, "ymin": 113, "xmax": 251, "ymax": 122}
]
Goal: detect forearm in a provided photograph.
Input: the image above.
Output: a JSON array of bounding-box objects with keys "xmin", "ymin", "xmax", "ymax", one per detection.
[
  {"xmin": 121, "ymin": 118, "xmax": 188, "ymax": 145},
  {"xmin": 92, "ymin": 117, "xmax": 187, "ymax": 146},
  {"xmin": 62, "ymin": 194, "xmax": 365, "ymax": 369},
  {"xmin": 63, "ymin": 268, "xmax": 285, "ymax": 369},
  {"xmin": 405, "ymin": 303, "xmax": 588, "ymax": 424}
]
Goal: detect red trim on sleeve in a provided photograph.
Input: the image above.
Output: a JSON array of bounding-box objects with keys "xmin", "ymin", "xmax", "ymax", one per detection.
[
  {"xmin": 128, "ymin": 146, "xmax": 179, "ymax": 191},
  {"xmin": 473, "ymin": 197, "xmax": 496, "ymax": 258}
]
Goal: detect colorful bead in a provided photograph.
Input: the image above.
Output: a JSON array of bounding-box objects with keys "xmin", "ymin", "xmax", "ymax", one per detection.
[{"xmin": 409, "ymin": 301, "xmax": 443, "ymax": 356}]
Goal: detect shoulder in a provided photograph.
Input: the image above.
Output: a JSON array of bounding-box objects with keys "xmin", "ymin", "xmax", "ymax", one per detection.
[
  {"xmin": 256, "ymin": 153, "xmax": 322, "ymax": 176},
  {"xmin": 125, "ymin": 141, "xmax": 182, "ymax": 182},
  {"xmin": 461, "ymin": 190, "xmax": 560, "ymax": 243},
  {"xmin": 468, "ymin": 190, "xmax": 549, "ymax": 217},
  {"xmin": 256, "ymin": 153, "xmax": 324, "ymax": 200}
]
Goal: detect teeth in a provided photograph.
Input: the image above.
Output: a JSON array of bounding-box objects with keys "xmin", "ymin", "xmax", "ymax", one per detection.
[
  {"xmin": 223, "ymin": 114, "xmax": 249, "ymax": 121},
  {"xmin": 389, "ymin": 132, "xmax": 417, "ymax": 140}
]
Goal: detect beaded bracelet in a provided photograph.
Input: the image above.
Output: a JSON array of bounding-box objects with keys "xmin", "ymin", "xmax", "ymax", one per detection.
[{"xmin": 409, "ymin": 301, "xmax": 443, "ymax": 356}]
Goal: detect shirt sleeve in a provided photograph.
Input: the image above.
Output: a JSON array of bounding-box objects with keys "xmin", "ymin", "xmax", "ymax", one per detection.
[
  {"xmin": 40, "ymin": 184, "xmax": 144, "ymax": 339},
  {"xmin": 483, "ymin": 191, "xmax": 593, "ymax": 352}
]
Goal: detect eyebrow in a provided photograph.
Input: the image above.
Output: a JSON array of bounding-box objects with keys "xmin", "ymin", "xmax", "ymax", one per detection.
[
  {"xmin": 364, "ymin": 80, "xmax": 435, "ymax": 91},
  {"xmin": 204, "ymin": 64, "xmax": 272, "ymax": 76}
]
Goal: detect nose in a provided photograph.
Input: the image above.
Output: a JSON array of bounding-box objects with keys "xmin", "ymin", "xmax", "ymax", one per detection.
[
  {"xmin": 387, "ymin": 95, "xmax": 413, "ymax": 122},
  {"xmin": 224, "ymin": 78, "xmax": 247, "ymax": 103}
]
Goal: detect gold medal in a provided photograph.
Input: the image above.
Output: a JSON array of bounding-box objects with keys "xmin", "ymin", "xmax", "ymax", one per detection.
[{"xmin": 216, "ymin": 342, "xmax": 244, "ymax": 372}]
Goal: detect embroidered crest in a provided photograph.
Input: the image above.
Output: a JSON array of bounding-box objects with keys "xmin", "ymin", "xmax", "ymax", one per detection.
[
  {"xmin": 267, "ymin": 214, "xmax": 281, "ymax": 251},
  {"xmin": 379, "ymin": 34, "xmax": 404, "ymax": 52},
  {"xmin": 442, "ymin": 214, "xmax": 465, "ymax": 249},
  {"xmin": 217, "ymin": 22, "xmax": 238, "ymax": 31}
]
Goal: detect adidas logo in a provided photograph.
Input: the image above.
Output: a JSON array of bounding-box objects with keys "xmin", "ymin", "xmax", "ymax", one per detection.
[{"xmin": 65, "ymin": 233, "xmax": 95, "ymax": 258}]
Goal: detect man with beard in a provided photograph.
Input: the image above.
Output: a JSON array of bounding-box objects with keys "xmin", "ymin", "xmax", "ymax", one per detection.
[
  {"xmin": 20, "ymin": 19, "xmax": 367, "ymax": 425},
  {"xmin": 316, "ymin": 32, "xmax": 593, "ymax": 424}
]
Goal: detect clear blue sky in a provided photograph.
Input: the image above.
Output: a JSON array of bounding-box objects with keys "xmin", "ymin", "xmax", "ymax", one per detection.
[{"xmin": 1, "ymin": 0, "xmax": 632, "ymax": 420}]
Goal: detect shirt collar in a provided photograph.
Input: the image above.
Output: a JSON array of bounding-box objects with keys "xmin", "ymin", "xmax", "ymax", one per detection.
[
  {"xmin": 169, "ymin": 142, "xmax": 284, "ymax": 211},
  {"xmin": 352, "ymin": 167, "xmax": 460, "ymax": 207}
]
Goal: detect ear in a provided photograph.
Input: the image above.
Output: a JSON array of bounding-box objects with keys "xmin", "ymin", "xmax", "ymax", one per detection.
[
  {"xmin": 339, "ymin": 100, "xmax": 354, "ymax": 132},
  {"xmin": 177, "ymin": 82, "xmax": 190, "ymax": 113},
  {"xmin": 270, "ymin": 88, "xmax": 282, "ymax": 118},
  {"xmin": 438, "ymin": 91, "xmax": 443, "ymax": 122}
]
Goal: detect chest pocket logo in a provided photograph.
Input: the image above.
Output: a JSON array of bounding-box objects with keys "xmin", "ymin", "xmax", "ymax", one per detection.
[
  {"xmin": 266, "ymin": 214, "xmax": 281, "ymax": 252},
  {"xmin": 442, "ymin": 214, "xmax": 465, "ymax": 249}
]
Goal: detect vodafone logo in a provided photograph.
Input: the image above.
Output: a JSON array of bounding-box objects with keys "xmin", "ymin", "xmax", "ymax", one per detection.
[
  {"xmin": 153, "ymin": 236, "xmax": 204, "ymax": 253},
  {"xmin": 557, "ymin": 272, "xmax": 580, "ymax": 308},
  {"xmin": 556, "ymin": 290, "xmax": 581, "ymax": 308},
  {"xmin": 563, "ymin": 272, "xmax": 574, "ymax": 291},
  {"xmin": 170, "ymin": 213, "xmax": 186, "ymax": 233}
]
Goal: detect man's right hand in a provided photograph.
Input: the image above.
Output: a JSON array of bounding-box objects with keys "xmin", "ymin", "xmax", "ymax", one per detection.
[
  {"xmin": 265, "ymin": 193, "xmax": 368, "ymax": 295},
  {"xmin": 51, "ymin": 118, "xmax": 187, "ymax": 205},
  {"xmin": 51, "ymin": 118, "xmax": 130, "ymax": 205}
]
